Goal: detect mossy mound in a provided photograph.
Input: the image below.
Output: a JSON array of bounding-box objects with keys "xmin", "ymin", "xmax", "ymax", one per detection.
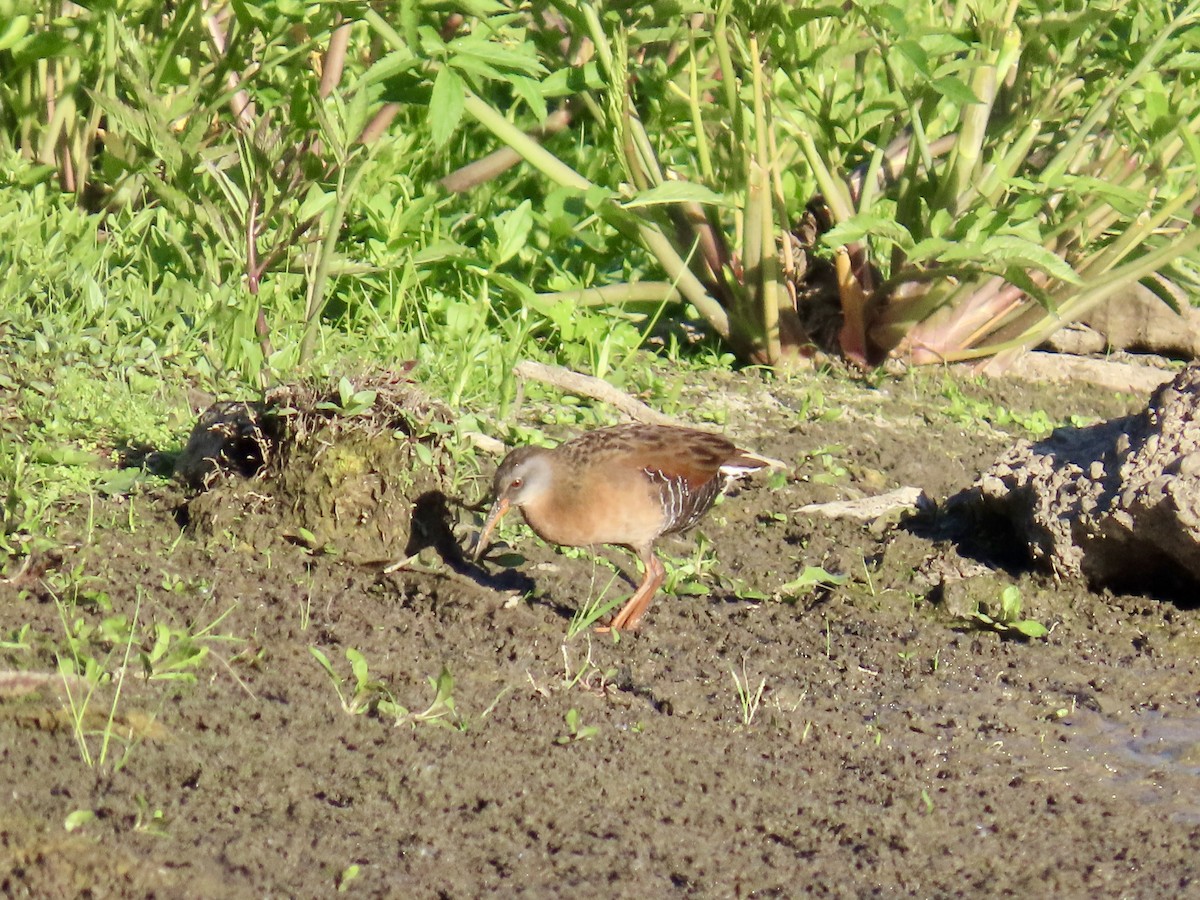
[{"xmin": 177, "ymin": 373, "xmax": 454, "ymax": 564}]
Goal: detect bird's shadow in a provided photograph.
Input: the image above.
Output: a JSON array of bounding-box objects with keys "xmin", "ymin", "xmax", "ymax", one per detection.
[{"xmin": 405, "ymin": 490, "xmax": 536, "ymax": 594}]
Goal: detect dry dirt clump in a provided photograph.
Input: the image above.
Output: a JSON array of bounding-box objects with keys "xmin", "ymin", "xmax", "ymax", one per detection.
[
  {"xmin": 969, "ymin": 363, "xmax": 1200, "ymax": 597},
  {"xmin": 175, "ymin": 371, "xmax": 455, "ymax": 564}
]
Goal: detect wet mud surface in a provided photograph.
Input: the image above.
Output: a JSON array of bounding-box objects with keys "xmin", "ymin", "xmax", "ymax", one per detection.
[{"xmin": 3, "ymin": 368, "xmax": 1200, "ymax": 897}]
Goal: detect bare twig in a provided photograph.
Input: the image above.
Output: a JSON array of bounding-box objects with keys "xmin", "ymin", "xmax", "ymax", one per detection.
[
  {"xmin": 798, "ymin": 487, "xmax": 930, "ymax": 521},
  {"xmin": 202, "ymin": 1, "xmax": 256, "ymax": 132},
  {"xmin": 441, "ymin": 107, "xmax": 574, "ymax": 193},
  {"xmin": 320, "ymin": 20, "xmax": 352, "ymax": 99},
  {"xmin": 462, "ymin": 431, "xmax": 508, "ymax": 456},
  {"xmin": 357, "ymin": 103, "xmax": 401, "ymax": 145},
  {"xmin": 513, "ymin": 361, "xmax": 690, "ymax": 427},
  {"xmin": 0, "ymin": 670, "xmax": 88, "ymax": 699}
]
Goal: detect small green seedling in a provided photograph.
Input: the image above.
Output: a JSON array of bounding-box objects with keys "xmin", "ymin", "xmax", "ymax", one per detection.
[
  {"xmin": 561, "ymin": 641, "xmax": 618, "ymax": 695},
  {"xmin": 54, "ymin": 586, "xmax": 145, "ymax": 769},
  {"xmin": 310, "ymin": 646, "xmax": 394, "ymax": 715},
  {"xmin": 0, "ymin": 623, "xmax": 31, "ymax": 651},
  {"xmin": 337, "ymin": 863, "xmax": 361, "ymax": 893},
  {"xmin": 566, "ymin": 568, "xmax": 623, "ymax": 640},
  {"xmin": 134, "ymin": 796, "xmax": 169, "ymax": 837},
  {"xmin": 662, "ymin": 533, "xmax": 720, "ymax": 597},
  {"xmin": 289, "ymin": 526, "xmax": 338, "ymax": 556},
  {"xmin": 968, "ymin": 585, "xmax": 1048, "ymax": 639},
  {"xmin": 799, "ymin": 445, "xmax": 849, "ymax": 485},
  {"xmin": 316, "ymin": 377, "xmax": 377, "ymax": 417},
  {"xmin": 556, "ymin": 708, "xmax": 598, "ymax": 744},
  {"xmin": 395, "ymin": 667, "xmax": 460, "ymax": 729},
  {"xmin": 920, "ymin": 789, "xmax": 934, "ymax": 814},
  {"xmin": 64, "ymin": 809, "xmax": 96, "ymax": 832},
  {"xmin": 141, "ymin": 623, "xmax": 210, "ymax": 682},
  {"xmin": 730, "ymin": 659, "xmax": 766, "ymax": 726},
  {"xmin": 777, "ymin": 565, "xmax": 848, "ymax": 601}
]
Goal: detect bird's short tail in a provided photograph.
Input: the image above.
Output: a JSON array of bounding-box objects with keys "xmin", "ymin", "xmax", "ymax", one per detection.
[{"xmin": 720, "ymin": 447, "xmax": 787, "ymax": 477}]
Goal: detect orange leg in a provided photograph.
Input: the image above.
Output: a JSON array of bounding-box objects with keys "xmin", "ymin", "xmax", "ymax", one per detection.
[{"xmin": 601, "ymin": 549, "xmax": 665, "ymax": 633}]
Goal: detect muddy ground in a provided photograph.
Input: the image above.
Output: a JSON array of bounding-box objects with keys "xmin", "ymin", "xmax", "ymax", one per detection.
[{"xmin": 3, "ymin": 363, "xmax": 1200, "ymax": 898}]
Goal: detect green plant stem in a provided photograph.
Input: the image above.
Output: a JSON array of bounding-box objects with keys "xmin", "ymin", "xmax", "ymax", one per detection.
[
  {"xmin": 536, "ymin": 282, "xmax": 683, "ymax": 306},
  {"xmin": 300, "ymin": 150, "xmax": 371, "ymax": 364},
  {"xmin": 687, "ymin": 28, "xmax": 714, "ymax": 181},
  {"xmin": 460, "ymin": 89, "xmax": 732, "ymax": 339},
  {"xmin": 100, "ymin": 588, "xmax": 142, "ymax": 767},
  {"xmin": 462, "ymin": 90, "xmax": 593, "ymax": 193}
]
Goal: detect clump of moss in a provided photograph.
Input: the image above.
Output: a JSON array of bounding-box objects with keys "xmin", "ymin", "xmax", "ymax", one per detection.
[{"xmin": 178, "ymin": 372, "xmax": 454, "ymax": 563}]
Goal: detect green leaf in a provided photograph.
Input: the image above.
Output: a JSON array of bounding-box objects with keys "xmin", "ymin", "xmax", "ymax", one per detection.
[
  {"xmin": 907, "ymin": 236, "xmax": 955, "ymax": 262},
  {"xmin": 64, "ymin": 810, "xmax": 96, "ymax": 832},
  {"xmin": 413, "ymin": 240, "xmax": 480, "ymax": 265},
  {"xmin": 542, "ymin": 62, "xmax": 605, "ymax": 96},
  {"xmin": 1058, "ymin": 175, "xmax": 1147, "ymax": 215},
  {"xmin": 10, "ymin": 28, "xmax": 71, "ymax": 62},
  {"xmin": 930, "ymin": 75, "xmax": 981, "ymax": 106},
  {"xmin": 509, "ymin": 74, "xmax": 548, "ymax": 123},
  {"xmin": 894, "ymin": 40, "xmax": 930, "ymax": 77},
  {"xmin": 620, "ymin": 182, "xmax": 729, "ymax": 209},
  {"xmin": 1011, "ymin": 620, "xmax": 1049, "ymax": 639},
  {"xmin": 492, "ymin": 200, "xmax": 533, "ymax": 265},
  {"xmin": 1176, "ymin": 119, "xmax": 1200, "ymax": 179},
  {"xmin": 1005, "ymin": 268, "xmax": 1058, "ymax": 312},
  {"xmin": 33, "ymin": 445, "xmax": 99, "ymax": 466},
  {"xmin": 297, "ymin": 184, "xmax": 336, "ymax": 224},
  {"xmin": 448, "ymin": 32, "xmax": 545, "ymax": 76},
  {"xmin": 433, "ymin": 668, "xmax": 454, "ymax": 704},
  {"xmin": 347, "ymin": 648, "xmax": 369, "ymax": 686},
  {"xmin": 488, "ymin": 273, "xmax": 538, "ymax": 307},
  {"xmin": 999, "ymin": 584, "xmax": 1022, "ymax": 619},
  {"xmin": 1138, "ymin": 71, "xmax": 1169, "ymax": 126},
  {"xmin": 358, "ymin": 51, "xmax": 421, "ymax": 90},
  {"xmin": 429, "ymin": 67, "xmax": 465, "ymax": 147},
  {"xmin": 942, "ymin": 235, "xmax": 1081, "ymax": 284},
  {"xmin": 309, "ymin": 646, "xmax": 336, "ymax": 677},
  {"xmin": 822, "ymin": 215, "xmax": 914, "ymax": 251},
  {"xmin": 446, "ymin": 53, "xmax": 502, "ymax": 81},
  {"xmin": 779, "ymin": 565, "xmax": 848, "ymax": 593}
]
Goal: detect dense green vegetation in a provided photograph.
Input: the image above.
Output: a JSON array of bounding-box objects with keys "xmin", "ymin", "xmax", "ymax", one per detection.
[{"xmin": 2, "ymin": 1, "xmax": 1199, "ymax": 554}]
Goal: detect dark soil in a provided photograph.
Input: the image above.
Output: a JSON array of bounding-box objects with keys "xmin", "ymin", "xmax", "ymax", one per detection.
[{"xmin": 3, "ymin": 367, "xmax": 1200, "ymax": 898}]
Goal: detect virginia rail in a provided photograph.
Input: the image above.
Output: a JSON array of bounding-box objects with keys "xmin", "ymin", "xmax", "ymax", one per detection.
[{"xmin": 473, "ymin": 424, "xmax": 779, "ymax": 631}]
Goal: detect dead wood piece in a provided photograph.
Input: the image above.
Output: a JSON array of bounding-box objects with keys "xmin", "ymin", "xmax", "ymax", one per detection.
[
  {"xmin": 513, "ymin": 361, "xmax": 689, "ymax": 427},
  {"xmin": 798, "ymin": 487, "xmax": 930, "ymax": 521}
]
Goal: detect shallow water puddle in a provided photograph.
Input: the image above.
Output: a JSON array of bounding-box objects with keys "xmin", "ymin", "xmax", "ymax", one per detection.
[{"xmin": 1052, "ymin": 708, "xmax": 1200, "ymax": 823}]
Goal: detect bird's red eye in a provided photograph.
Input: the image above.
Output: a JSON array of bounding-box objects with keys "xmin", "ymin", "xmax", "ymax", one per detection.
[{"xmin": 510, "ymin": 477, "xmax": 523, "ymax": 489}]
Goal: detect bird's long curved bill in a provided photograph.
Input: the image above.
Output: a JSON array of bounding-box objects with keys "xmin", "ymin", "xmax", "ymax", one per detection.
[{"xmin": 472, "ymin": 497, "xmax": 510, "ymax": 562}]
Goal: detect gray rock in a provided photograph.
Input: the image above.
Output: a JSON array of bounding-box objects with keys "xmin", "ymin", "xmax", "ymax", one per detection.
[{"xmin": 971, "ymin": 365, "xmax": 1200, "ymax": 593}]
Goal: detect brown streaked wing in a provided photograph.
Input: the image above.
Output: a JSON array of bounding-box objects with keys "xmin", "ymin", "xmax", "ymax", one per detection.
[
  {"xmin": 615, "ymin": 430, "xmax": 735, "ymax": 534},
  {"xmin": 560, "ymin": 425, "xmax": 732, "ymax": 475}
]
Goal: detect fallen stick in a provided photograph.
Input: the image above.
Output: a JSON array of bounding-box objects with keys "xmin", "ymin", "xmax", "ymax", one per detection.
[{"xmin": 513, "ymin": 361, "xmax": 691, "ymax": 428}]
